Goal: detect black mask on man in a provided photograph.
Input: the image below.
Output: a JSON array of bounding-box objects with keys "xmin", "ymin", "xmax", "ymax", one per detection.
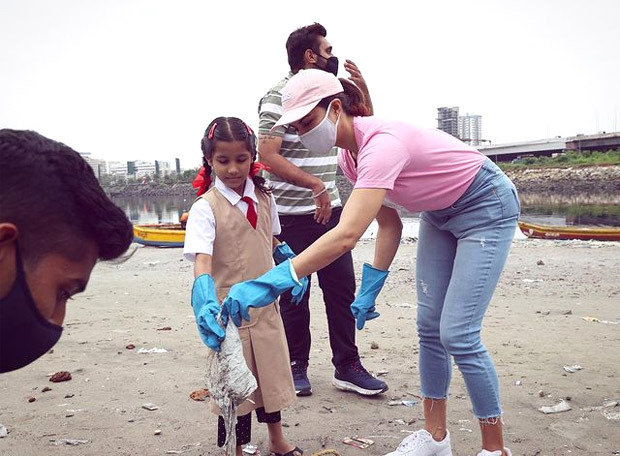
[
  {"xmin": 0, "ymin": 246, "xmax": 63, "ymax": 373},
  {"xmin": 314, "ymin": 52, "xmax": 339, "ymax": 77}
]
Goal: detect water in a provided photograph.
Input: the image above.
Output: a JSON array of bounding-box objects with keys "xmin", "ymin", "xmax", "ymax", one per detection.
[
  {"xmin": 113, "ymin": 191, "xmax": 620, "ymax": 231},
  {"xmin": 113, "ymin": 195, "xmax": 191, "ymax": 225}
]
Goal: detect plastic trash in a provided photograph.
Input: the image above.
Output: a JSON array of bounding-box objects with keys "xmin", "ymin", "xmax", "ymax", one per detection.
[
  {"xmin": 539, "ymin": 400, "xmax": 571, "ymax": 414},
  {"xmin": 51, "ymin": 439, "xmax": 89, "ymax": 446},
  {"xmin": 388, "ymin": 400, "xmax": 419, "ymax": 407},
  {"xmin": 137, "ymin": 347, "xmax": 168, "ymax": 354},
  {"xmin": 342, "ymin": 437, "xmax": 374, "ymax": 449},
  {"xmin": 581, "ymin": 316, "xmax": 619, "ymax": 324},
  {"xmin": 563, "ymin": 365, "xmax": 583, "ymax": 373},
  {"xmin": 205, "ymin": 320, "xmax": 257, "ymax": 456},
  {"xmin": 242, "ymin": 444, "xmax": 259, "ymax": 454}
]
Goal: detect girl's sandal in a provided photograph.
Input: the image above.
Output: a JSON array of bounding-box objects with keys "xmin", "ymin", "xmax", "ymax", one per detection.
[{"xmin": 273, "ymin": 447, "xmax": 303, "ymax": 456}]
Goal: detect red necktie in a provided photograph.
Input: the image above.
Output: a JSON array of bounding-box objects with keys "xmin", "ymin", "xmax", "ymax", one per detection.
[{"xmin": 240, "ymin": 196, "xmax": 257, "ymax": 229}]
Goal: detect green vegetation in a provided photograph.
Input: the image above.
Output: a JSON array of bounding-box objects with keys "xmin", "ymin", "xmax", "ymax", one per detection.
[{"xmin": 498, "ymin": 149, "xmax": 620, "ymax": 171}]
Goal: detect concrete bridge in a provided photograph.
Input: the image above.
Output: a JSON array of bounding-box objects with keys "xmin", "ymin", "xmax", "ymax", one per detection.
[{"xmin": 478, "ymin": 131, "xmax": 620, "ymax": 162}]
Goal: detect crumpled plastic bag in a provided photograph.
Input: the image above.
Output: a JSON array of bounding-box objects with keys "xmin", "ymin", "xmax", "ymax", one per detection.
[{"xmin": 205, "ymin": 319, "xmax": 257, "ymax": 455}]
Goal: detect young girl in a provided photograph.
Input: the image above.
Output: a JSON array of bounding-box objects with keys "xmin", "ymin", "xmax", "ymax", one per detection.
[{"xmin": 183, "ymin": 117, "xmax": 304, "ymax": 456}]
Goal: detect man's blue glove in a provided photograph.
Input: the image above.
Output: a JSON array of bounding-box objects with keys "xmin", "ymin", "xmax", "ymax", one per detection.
[
  {"xmin": 351, "ymin": 263, "xmax": 389, "ymax": 330},
  {"xmin": 223, "ymin": 260, "xmax": 304, "ymax": 327},
  {"xmin": 273, "ymin": 242, "xmax": 309, "ymax": 303},
  {"xmin": 191, "ymin": 274, "xmax": 226, "ymax": 351}
]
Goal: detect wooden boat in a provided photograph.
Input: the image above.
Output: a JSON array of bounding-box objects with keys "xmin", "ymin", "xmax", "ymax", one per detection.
[
  {"xmin": 133, "ymin": 223, "xmax": 185, "ymax": 247},
  {"xmin": 518, "ymin": 221, "xmax": 620, "ymax": 241}
]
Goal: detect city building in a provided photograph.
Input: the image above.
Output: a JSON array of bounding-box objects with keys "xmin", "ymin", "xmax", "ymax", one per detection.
[
  {"xmin": 437, "ymin": 106, "xmax": 460, "ymax": 138},
  {"xmin": 107, "ymin": 161, "xmax": 127, "ymax": 177},
  {"xmin": 458, "ymin": 113, "xmax": 482, "ymax": 146},
  {"xmin": 124, "ymin": 160, "xmax": 171, "ymax": 178},
  {"xmin": 82, "ymin": 158, "xmax": 175, "ymax": 180},
  {"xmin": 79, "ymin": 152, "xmax": 108, "ymax": 179}
]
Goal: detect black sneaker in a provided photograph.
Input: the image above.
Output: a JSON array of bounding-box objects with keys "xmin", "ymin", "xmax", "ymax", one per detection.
[
  {"xmin": 333, "ymin": 360, "xmax": 388, "ymax": 396},
  {"xmin": 291, "ymin": 360, "xmax": 312, "ymax": 396}
]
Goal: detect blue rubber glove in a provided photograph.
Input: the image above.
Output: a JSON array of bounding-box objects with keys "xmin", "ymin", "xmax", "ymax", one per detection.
[
  {"xmin": 351, "ymin": 263, "xmax": 389, "ymax": 330},
  {"xmin": 273, "ymin": 242, "xmax": 309, "ymax": 303},
  {"xmin": 191, "ymin": 274, "xmax": 226, "ymax": 351},
  {"xmin": 223, "ymin": 260, "xmax": 304, "ymax": 327},
  {"xmin": 273, "ymin": 242, "xmax": 296, "ymax": 264}
]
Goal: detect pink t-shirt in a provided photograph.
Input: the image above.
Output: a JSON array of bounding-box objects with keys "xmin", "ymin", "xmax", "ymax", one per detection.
[{"xmin": 338, "ymin": 116, "xmax": 486, "ymax": 212}]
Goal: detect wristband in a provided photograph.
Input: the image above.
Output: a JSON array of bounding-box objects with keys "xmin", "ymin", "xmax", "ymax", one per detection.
[{"xmin": 312, "ymin": 188, "xmax": 327, "ymax": 198}]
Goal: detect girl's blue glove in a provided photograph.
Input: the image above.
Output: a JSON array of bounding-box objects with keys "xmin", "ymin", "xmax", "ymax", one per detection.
[
  {"xmin": 350, "ymin": 263, "xmax": 389, "ymax": 330},
  {"xmin": 273, "ymin": 242, "xmax": 296, "ymax": 264},
  {"xmin": 191, "ymin": 274, "xmax": 226, "ymax": 351},
  {"xmin": 223, "ymin": 260, "xmax": 305, "ymax": 327},
  {"xmin": 273, "ymin": 242, "xmax": 309, "ymax": 302}
]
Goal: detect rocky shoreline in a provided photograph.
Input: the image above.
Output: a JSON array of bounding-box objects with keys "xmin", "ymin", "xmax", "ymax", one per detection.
[
  {"xmin": 505, "ymin": 165, "xmax": 620, "ymax": 193},
  {"xmin": 104, "ymin": 165, "xmax": 620, "ymax": 202}
]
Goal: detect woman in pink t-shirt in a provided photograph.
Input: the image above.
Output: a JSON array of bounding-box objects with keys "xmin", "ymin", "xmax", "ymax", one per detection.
[{"xmin": 219, "ymin": 70, "xmax": 519, "ymax": 456}]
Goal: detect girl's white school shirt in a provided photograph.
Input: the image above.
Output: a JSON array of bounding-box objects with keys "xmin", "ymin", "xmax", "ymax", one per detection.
[{"xmin": 183, "ymin": 176, "xmax": 281, "ymax": 262}]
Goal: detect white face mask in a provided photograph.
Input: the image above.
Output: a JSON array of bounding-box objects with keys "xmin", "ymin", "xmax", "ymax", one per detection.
[{"xmin": 299, "ymin": 101, "xmax": 340, "ymax": 156}]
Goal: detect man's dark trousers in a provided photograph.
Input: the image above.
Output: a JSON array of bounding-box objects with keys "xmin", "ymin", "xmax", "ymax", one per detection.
[{"xmin": 276, "ymin": 207, "xmax": 359, "ymax": 369}]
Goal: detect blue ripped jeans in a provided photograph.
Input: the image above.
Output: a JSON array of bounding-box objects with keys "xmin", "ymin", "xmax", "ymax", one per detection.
[{"xmin": 416, "ymin": 159, "xmax": 519, "ymax": 419}]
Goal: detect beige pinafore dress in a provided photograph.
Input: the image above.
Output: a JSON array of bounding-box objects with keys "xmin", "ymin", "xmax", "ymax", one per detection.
[{"xmin": 201, "ymin": 187, "xmax": 295, "ymax": 416}]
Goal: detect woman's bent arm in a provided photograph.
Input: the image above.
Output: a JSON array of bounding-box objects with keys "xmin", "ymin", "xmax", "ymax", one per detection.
[{"xmin": 291, "ymin": 188, "xmax": 387, "ymax": 277}]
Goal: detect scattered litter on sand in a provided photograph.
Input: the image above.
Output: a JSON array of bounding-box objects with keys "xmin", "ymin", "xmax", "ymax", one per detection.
[
  {"xmin": 581, "ymin": 316, "xmax": 619, "ymax": 324},
  {"xmin": 563, "ymin": 365, "xmax": 583, "ymax": 373},
  {"xmin": 342, "ymin": 437, "xmax": 374, "ymax": 449},
  {"xmin": 242, "ymin": 444, "xmax": 259, "ymax": 454},
  {"xmin": 137, "ymin": 347, "xmax": 168, "ymax": 354},
  {"xmin": 583, "ymin": 401, "xmax": 620, "ymax": 420},
  {"xmin": 388, "ymin": 400, "xmax": 418, "ymax": 407},
  {"xmin": 51, "ymin": 439, "xmax": 89, "ymax": 446},
  {"xmin": 539, "ymin": 400, "xmax": 572, "ymax": 414},
  {"xmin": 141, "ymin": 403, "xmax": 159, "ymax": 411}
]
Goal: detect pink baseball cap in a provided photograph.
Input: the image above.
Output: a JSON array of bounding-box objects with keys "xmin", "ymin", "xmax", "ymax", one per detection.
[{"xmin": 273, "ymin": 69, "xmax": 344, "ymax": 128}]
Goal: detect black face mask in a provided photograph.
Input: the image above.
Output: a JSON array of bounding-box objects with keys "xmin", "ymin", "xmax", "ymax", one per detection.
[
  {"xmin": 315, "ymin": 52, "xmax": 339, "ymax": 76},
  {"xmin": 0, "ymin": 246, "xmax": 63, "ymax": 373}
]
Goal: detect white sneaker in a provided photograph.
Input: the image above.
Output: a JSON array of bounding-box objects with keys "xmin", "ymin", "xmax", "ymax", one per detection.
[
  {"xmin": 477, "ymin": 448, "xmax": 512, "ymax": 456},
  {"xmin": 383, "ymin": 429, "xmax": 452, "ymax": 456}
]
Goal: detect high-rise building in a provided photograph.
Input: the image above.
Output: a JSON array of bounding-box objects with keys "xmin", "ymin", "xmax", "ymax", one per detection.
[
  {"xmin": 458, "ymin": 114, "xmax": 482, "ymax": 146},
  {"xmin": 437, "ymin": 106, "xmax": 460, "ymax": 138}
]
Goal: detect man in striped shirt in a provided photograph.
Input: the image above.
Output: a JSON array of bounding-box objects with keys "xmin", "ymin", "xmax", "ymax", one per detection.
[{"xmin": 257, "ymin": 23, "xmax": 387, "ymax": 397}]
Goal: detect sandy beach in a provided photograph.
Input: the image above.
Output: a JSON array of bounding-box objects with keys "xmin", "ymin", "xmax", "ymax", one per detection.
[{"xmin": 1, "ymin": 237, "xmax": 619, "ymax": 456}]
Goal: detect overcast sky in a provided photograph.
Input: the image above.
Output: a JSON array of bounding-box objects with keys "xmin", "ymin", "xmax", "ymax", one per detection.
[{"xmin": 1, "ymin": 0, "xmax": 619, "ymax": 168}]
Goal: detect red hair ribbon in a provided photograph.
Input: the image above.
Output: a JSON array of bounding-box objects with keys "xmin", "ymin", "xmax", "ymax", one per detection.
[
  {"xmin": 250, "ymin": 161, "xmax": 269, "ymax": 177},
  {"xmin": 193, "ymin": 162, "xmax": 268, "ymax": 197},
  {"xmin": 192, "ymin": 166, "xmax": 212, "ymax": 196}
]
